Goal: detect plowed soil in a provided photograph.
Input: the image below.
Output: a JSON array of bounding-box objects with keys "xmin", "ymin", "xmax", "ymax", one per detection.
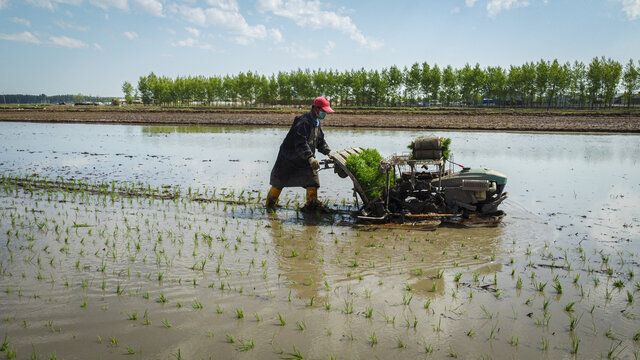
[{"xmin": 1, "ymin": 108, "xmax": 639, "ymax": 132}]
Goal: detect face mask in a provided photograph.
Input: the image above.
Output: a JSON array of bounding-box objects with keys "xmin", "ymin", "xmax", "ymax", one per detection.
[{"xmin": 318, "ymin": 111, "xmax": 326, "ymax": 120}]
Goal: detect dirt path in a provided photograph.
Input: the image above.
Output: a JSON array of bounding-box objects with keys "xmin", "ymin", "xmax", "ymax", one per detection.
[{"xmin": 1, "ymin": 109, "xmax": 639, "ymax": 132}]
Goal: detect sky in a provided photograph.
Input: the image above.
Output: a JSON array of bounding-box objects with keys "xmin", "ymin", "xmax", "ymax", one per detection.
[{"xmin": 1, "ymin": 0, "xmax": 639, "ymax": 96}]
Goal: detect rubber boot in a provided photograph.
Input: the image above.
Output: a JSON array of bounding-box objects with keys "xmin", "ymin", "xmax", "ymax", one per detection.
[{"xmin": 265, "ymin": 187, "xmax": 281, "ymax": 209}]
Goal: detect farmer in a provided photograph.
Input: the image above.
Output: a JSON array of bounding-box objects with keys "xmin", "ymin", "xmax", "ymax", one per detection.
[{"xmin": 265, "ymin": 96, "xmax": 334, "ymax": 211}]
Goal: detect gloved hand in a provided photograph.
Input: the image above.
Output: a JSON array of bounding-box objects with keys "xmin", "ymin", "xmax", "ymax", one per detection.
[
  {"xmin": 320, "ymin": 148, "xmax": 331, "ymax": 156},
  {"xmin": 308, "ymin": 156, "xmax": 320, "ymax": 170}
]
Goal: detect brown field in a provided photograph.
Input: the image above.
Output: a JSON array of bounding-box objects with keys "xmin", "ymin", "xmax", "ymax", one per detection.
[{"xmin": 1, "ymin": 107, "xmax": 640, "ymax": 132}]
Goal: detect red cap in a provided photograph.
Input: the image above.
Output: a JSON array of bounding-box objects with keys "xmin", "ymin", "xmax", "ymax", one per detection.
[{"xmin": 313, "ymin": 96, "xmax": 334, "ymax": 113}]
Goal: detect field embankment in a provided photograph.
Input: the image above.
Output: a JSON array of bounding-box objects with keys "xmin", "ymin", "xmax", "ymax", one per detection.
[{"xmin": 1, "ymin": 105, "xmax": 639, "ymax": 132}]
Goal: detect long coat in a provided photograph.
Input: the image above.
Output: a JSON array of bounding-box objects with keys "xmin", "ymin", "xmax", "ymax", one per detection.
[{"xmin": 270, "ymin": 111, "xmax": 331, "ymax": 189}]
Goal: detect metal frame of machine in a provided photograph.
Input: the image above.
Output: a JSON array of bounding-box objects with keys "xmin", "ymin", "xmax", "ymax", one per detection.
[{"xmin": 324, "ymin": 145, "xmax": 507, "ymax": 229}]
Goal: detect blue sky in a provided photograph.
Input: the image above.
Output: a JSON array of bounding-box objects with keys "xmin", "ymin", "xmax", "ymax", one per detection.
[{"xmin": 1, "ymin": 0, "xmax": 639, "ymax": 96}]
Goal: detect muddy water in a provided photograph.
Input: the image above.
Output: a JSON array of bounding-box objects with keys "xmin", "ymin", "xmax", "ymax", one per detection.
[{"xmin": 1, "ymin": 121, "xmax": 640, "ymax": 359}]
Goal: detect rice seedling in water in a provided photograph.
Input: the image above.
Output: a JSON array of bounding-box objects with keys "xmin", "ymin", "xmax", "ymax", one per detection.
[
  {"xmin": 162, "ymin": 318, "xmax": 171, "ymax": 328},
  {"xmin": 237, "ymin": 338, "xmax": 255, "ymax": 351},
  {"xmin": 235, "ymin": 308, "xmax": 244, "ymax": 319},
  {"xmin": 570, "ymin": 337, "xmax": 581, "ymax": 354},
  {"xmin": 278, "ymin": 313, "xmax": 286, "ymax": 326},
  {"xmin": 296, "ymin": 321, "xmax": 306, "ymax": 331}
]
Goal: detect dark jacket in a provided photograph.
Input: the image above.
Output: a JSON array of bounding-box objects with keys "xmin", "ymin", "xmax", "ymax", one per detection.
[{"xmin": 270, "ymin": 111, "xmax": 331, "ymax": 189}]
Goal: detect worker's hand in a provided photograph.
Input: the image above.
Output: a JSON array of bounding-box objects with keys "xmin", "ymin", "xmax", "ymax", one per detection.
[
  {"xmin": 308, "ymin": 156, "xmax": 320, "ymax": 170},
  {"xmin": 320, "ymin": 148, "xmax": 331, "ymax": 156}
]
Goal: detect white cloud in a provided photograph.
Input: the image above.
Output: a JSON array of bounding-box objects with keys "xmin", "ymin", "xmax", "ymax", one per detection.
[
  {"xmin": 50, "ymin": 35, "xmax": 88, "ymax": 48},
  {"xmin": 89, "ymin": 0, "xmax": 129, "ymax": 11},
  {"xmin": 621, "ymin": 0, "xmax": 640, "ymax": 20},
  {"xmin": 55, "ymin": 20, "xmax": 89, "ymax": 31},
  {"xmin": 0, "ymin": 31, "xmax": 41, "ymax": 44},
  {"xmin": 25, "ymin": 0, "xmax": 81, "ymax": 10},
  {"xmin": 280, "ymin": 42, "xmax": 317, "ymax": 59},
  {"xmin": 269, "ymin": 28, "xmax": 283, "ymax": 43},
  {"xmin": 26, "ymin": 0, "xmax": 55, "ymax": 10},
  {"xmin": 466, "ymin": 0, "xmax": 478, "ymax": 7},
  {"xmin": 185, "ymin": 26, "xmax": 200, "ymax": 37},
  {"xmin": 323, "ymin": 40, "xmax": 334, "ymax": 56},
  {"xmin": 486, "ymin": 0, "xmax": 529, "ymax": 18},
  {"xmin": 169, "ymin": 2, "xmax": 272, "ymax": 44},
  {"xmin": 133, "ymin": 0, "xmax": 163, "ymax": 17},
  {"xmin": 123, "ymin": 31, "xmax": 139, "ymax": 40},
  {"xmin": 256, "ymin": 0, "xmax": 382, "ymax": 49},
  {"xmin": 10, "ymin": 17, "xmax": 31, "ymax": 27},
  {"xmin": 0, "ymin": 0, "xmax": 9, "ymax": 10},
  {"xmin": 93, "ymin": 42, "xmax": 103, "ymax": 50},
  {"xmin": 172, "ymin": 37, "xmax": 198, "ymax": 47}
]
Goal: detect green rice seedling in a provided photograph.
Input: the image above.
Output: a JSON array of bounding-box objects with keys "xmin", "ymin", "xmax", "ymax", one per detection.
[
  {"xmin": 235, "ymin": 308, "xmax": 244, "ymax": 319},
  {"xmin": 633, "ymin": 330, "xmax": 640, "ymax": 341},
  {"xmin": 436, "ymin": 269, "xmax": 444, "ymax": 279},
  {"xmin": 143, "ymin": 310, "xmax": 151, "ymax": 325},
  {"xmin": 237, "ymin": 338, "xmax": 255, "ymax": 352},
  {"xmin": 110, "ymin": 335, "xmax": 118, "ymax": 347},
  {"xmin": 254, "ymin": 313, "xmax": 261, "ymax": 322},
  {"xmin": 281, "ymin": 346, "xmax": 304, "ymax": 360},
  {"xmin": 216, "ymin": 304, "xmax": 223, "ymax": 314},
  {"xmin": 605, "ymin": 287, "xmax": 613, "ymax": 300},
  {"xmin": 296, "ymin": 321, "xmax": 306, "ymax": 331},
  {"xmin": 570, "ymin": 337, "xmax": 580, "ymax": 354},
  {"xmin": 628, "ymin": 291, "xmax": 634, "ymax": 303},
  {"xmin": 448, "ymin": 348, "xmax": 458, "ymax": 358},
  {"xmin": 569, "ymin": 315, "xmax": 581, "ymax": 332},
  {"xmin": 127, "ymin": 312, "xmax": 137, "ymax": 321},
  {"xmin": 431, "ymin": 281, "xmax": 437, "ymax": 292},
  {"xmin": 402, "ymin": 293, "xmax": 413, "ymax": 305},
  {"xmin": 226, "ymin": 333, "xmax": 235, "ymax": 343},
  {"xmin": 516, "ymin": 277, "xmax": 523, "ymax": 289},
  {"xmin": 343, "ymin": 299, "xmax": 354, "ymax": 314},
  {"xmin": 565, "ymin": 301, "xmax": 576, "ymax": 312},
  {"xmin": 278, "ymin": 313, "xmax": 286, "ymax": 326},
  {"xmin": 607, "ymin": 341, "xmax": 624, "ymax": 359},
  {"xmin": 574, "ymin": 274, "xmax": 580, "ymax": 283},
  {"xmin": 553, "ymin": 281, "xmax": 562, "ymax": 294},
  {"xmin": 396, "ymin": 337, "xmax": 405, "ymax": 349},
  {"xmin": 162, "ymin": 318, "xmax": 171, "ymax": 328},
  {"xmin": 192, "ymin": 300, "xmax": 203, "ymax": 310},
  {"xmin": 495, "ymin": 289, "xmax": 502, "ymax": 299},
  {"xmin": 158, "ymin": 292, "xmax": 168, "ymax": 304},
  {"xmin": 434, "ymin": 317, "xmax": 442, "ymax": 332},
  {"xmin": 364, "ymin": 306, "xmax": 373, "ymax": 318},
  {"xmin": 424, "ymin": 344, "xmax": 433, "ymax": 353},
  {"xmin": 535, "ymin": 281, "xmax": 547, "ymax": 292},
  {"xmin": 1, "ymin": 334, "xmax": 9, "ymax": 351},
  {"xmin": 480, "ymin": 305, "xmax": 495, "ymax": 320},
  {"xmin": 97, "ymin": 335, "xmax": 102, "ymax": 344},
  {"xmin": 541, "ymin": 337, "xmax": 548, "ymax": 351},
  {"xmin": 424, "ymin": 298, "xmax": 432, "ymax": 310},
  {"xmin": 473, "ymin": 273, "xmax": 480, "ymax": 282},
  {"xmin": 613, "ymin": 279, "xmax": 624, "ymax": 288},
  {"xmin": 126, "ymin": 346, "xmax": 135, "ymax": 355},
  {"xmin": 510, "ymin": 335, "xmax": 519, "ymax": 346},
  {"xmin": 466, "ymin": 328, "xmax": 476, "ymax": 337}
]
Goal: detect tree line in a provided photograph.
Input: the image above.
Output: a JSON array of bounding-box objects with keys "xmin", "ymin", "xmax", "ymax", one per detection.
[
  {"xmin": 0, "ymin": 94, "xmax": 110, "ymax": 105},
  {"xmin": 125, "ymin": 57, "xmax": 640, "ymax": 109}
]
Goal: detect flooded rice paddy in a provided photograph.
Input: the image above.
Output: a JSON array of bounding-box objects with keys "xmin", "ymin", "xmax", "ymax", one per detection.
[{"xmin": 1, "ymin": 122, "xmax": 640, "ymax": 359}]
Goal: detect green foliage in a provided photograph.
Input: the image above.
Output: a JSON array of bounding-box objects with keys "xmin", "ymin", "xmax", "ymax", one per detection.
[{"xmin": 345, "ymin": 149, "xmax": 387, "ymax": 200}]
